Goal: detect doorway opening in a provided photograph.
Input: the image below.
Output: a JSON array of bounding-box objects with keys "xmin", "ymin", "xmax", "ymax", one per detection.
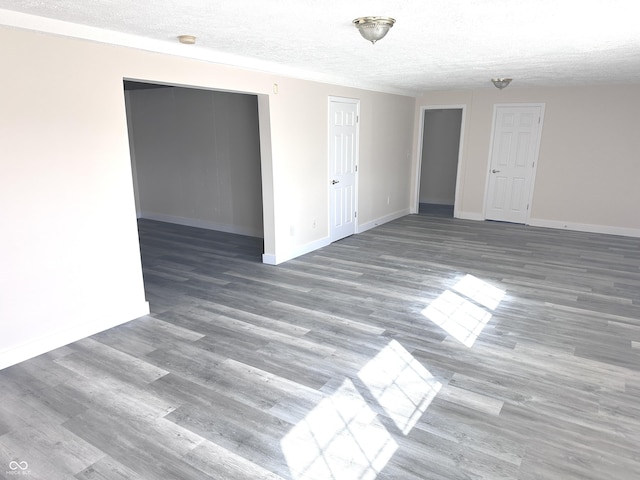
[
  {"xmin": 415, "ymin": 106, "xmax": 464, "ymax": 218},
  {"xmin": 124, "ymin": 80, "xmax": 264, "ymax": 239},
  {"xmin": 123, "ymin": 79, "xmax": 271, "ymax": 307}
]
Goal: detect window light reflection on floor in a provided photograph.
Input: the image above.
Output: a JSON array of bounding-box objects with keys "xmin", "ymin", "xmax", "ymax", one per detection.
[
  {"xmin": 453, "ymin": 274, "xmax": 505, "ymax": 310},
  {"xmin": 422, "ymin": 275, "xmax": 505, "ymax": 348},
  {"xmin": 280, "ymin": 378, "xmax": 398, "ymax": 480},
  {"xmin": 358, "ymin": 340, "xmax": 441, "ymax": 435}
]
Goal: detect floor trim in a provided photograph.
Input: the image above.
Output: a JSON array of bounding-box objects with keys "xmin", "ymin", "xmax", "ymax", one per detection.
[
  {"xmin": 139, "ymin": 212, "xmax": 263, "ymax": 238},
  {"xmin": 0, "ymin": 302, "xmax": 149, "ymax": 370},
  {"xmin": 528, "ymin": 217, "xmax": 640, "ymax": 238},
  {"xmin": 358, "ymin": 208, "xmax": 410, "ymax": 233}
]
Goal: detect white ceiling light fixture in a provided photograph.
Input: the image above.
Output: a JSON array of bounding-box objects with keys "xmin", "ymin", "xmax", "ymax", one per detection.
[
  {"xmin": 491, "ymin": 78, "xmax": 512, "ymax": 89},
  {"xmin": 353, "ymin": 16, "xmax": 396, "ymax": 44}
]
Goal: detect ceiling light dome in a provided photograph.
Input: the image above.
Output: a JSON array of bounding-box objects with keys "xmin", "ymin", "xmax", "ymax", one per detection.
[
  {"xmin": 353, "ymin": 16, "xmax": 396, "ymax": 44},
  {"xmin": 491, "ymin": 78, "xmax": 512, "ymax": 89},
  {"xmin": 177, "ymin": 35, "xmax": 196, "ymax": 45}
]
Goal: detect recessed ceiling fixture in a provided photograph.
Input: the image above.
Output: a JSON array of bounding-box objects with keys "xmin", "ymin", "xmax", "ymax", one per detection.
[
  {"xmin": 353, "ymin": 16, "xmax": 396, "ymax": 44},
  {"xmin": 491, "ymin": 78, "xmax": 512, "ymax": 90},
  {"xmin": 178, "ymin": 35, "xmax": 196, "ymax": 45}
]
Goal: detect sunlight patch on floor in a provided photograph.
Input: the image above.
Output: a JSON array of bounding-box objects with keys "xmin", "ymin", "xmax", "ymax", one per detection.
[
  {"xmin": 422, "ymin": 275, "xmax": 505, "ymax": 347},
  {"xmin": 453, "ymin": 274, "xmax": 505, "ymax": 310},
  {"xmin": 281, "ymin": 378, "xmax": 398, "ymax": 480},
  {"xmin": 358, "ymin": 339, "xmax": 441, "ymax": 435}
]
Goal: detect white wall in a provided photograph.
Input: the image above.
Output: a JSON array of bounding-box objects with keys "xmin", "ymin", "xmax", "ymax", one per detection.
[
  {"xmin": 412, "ymin": 86, "xmax": 640, "ymax": 236},
  {"xmin": 0, "ymin": 25, "xmax": 415, "ymax": 368},
  {"xmin": 0, "ymin": 28, "xmax": 149, "ymax": 369},
  {"xmin": 257, "ymin": 78, "xmax": 415, "ymax": 260},
  {"xmin": 357, "ymin": 93, "xmax": 416, "ymax": 231},
  {"xmin": 126, "ymin": 86, "xmax": 264, "ymax": 237},
  {"xmin": 419, "ymin": 109, "xmax": 462, "ymax": 205}
]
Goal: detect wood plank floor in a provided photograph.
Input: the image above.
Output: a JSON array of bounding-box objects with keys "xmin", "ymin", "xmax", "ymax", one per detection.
[{"xmin": 1, "ymin": 214, "xmax": 639, "ymax": 479}]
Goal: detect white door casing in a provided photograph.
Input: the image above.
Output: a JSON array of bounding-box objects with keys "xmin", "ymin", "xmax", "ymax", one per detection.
[
  {"xmin": 328, "ymin": 97, "xmax": 359, "ymax": 242},
  {"xmin": 485, "ymin": 104, "xmax": 544, "ymax": 224}
]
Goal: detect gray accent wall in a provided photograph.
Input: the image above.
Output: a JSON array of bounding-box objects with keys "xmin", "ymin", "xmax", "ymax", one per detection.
[{"xmin": 126, "ymin": 86, "xmax": 264, "ymax": 237}]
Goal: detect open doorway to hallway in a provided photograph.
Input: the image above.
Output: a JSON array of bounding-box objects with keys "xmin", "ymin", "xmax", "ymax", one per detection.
[
  {"xmin": 123, "ymin": 80, "xmax": 267, "ymax": 308},
  {"xmin": 123, "ymin": 80, "xmax": 264, "ymax": 239},
  {"xmin": 417, "ymin": 107, "xmax": 463, "ymax": 217}
]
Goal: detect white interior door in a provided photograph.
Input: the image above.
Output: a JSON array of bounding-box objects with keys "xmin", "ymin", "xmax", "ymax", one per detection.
[
  {"xmin": 329, "ymin": 97, "xmax": 359, "ymax": 242},
  {"xmin": 485, "ymin": 105, "xmax": 544, "ymax": 224}
]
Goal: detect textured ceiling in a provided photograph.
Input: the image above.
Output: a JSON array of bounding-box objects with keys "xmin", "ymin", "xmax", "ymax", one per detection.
[{"xmin": 1, "ymin": 0, "xmax": 639, "ymax": 95}]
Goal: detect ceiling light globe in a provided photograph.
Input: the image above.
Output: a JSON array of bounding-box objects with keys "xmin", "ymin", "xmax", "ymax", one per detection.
[
  {"xmin": 491, "ymin": 78, "xmax": 512, "ymax": 89},
  {"xmin": 178, "ymin": 35, "xmax": 196, "ymax": 45},
  {"xmin": 353, "ymin": 16, "xmax": 396, "ymax": 44}
]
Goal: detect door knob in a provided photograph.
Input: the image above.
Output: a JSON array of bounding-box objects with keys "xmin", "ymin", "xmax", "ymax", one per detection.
[
  {"xmin": 331, "ymin": 180, "xmax": 340, "ymax": 185},
  {"xmin": 492, "ymin": 169, "xmax": 501, "ymax": 173}
]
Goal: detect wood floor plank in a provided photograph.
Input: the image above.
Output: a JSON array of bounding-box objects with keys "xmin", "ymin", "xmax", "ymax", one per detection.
[{"xmin": 75, "ymin": 455, "xmax": 148, "ymax": 480}]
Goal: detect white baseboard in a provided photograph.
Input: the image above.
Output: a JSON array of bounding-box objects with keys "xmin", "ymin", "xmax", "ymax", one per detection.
[
  {"xmin": 358, "ymin": 208, "xmax": 411, "ymax": 233},
  {"xmin": 263, "ymin": 236, "xmax": 331, "ymax": 265},
  {"xmin": 0, "ymin": 302, "xmax": 150, "ymax": 371},
  {"xmin": 528, "ymin": 218, "xmax": 640, "ymax": 238},
  {"xmin": 262, "ymin": 253, "xmax": 277, "ymax": 265},
  {"xmin": 264, "ymin": 210, "xmax": 414, "ymax": 265},
  {"xmin": 139, "ymin": 212, "xmax": 264, "ymax": 238},
  {"xmin": 454, "ymin": 211, "xmax": 484, "ymax": 221}
]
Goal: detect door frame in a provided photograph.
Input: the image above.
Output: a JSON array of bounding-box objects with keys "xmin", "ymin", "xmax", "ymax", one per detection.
[
  {"xmin": 483, "ymin": 103, "xmax": 545, "ymax": 223},
  {"xmin": 413, "ymin": 104, "xmax": 466, "ymax": 217},
  {"xmin": 328, "ymin": 96, "xmax": 360, "ymax": 240}
]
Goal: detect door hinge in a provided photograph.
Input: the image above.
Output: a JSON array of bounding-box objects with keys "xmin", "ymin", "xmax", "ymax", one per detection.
[
  {"xmin": 355, "ymin": 211, "xmax": 357, "ymax": 218},
  {"xmin": 532, "ymin": 161, "xmax": 535, "ymax": 168},
  {"xmin": 355, "ymin": 165, "xmax": 358, "ymax": 172},
  {"xmin": 357, "ymin": 115, "xmax": 359, "ymax": 123},
  {"xmin": 527, "ymin": 203, "xmax": 530, "ymax": 211},
  {"xmin": 538, "ymin": 116, "xmax": 541, "ymax": 124}
]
